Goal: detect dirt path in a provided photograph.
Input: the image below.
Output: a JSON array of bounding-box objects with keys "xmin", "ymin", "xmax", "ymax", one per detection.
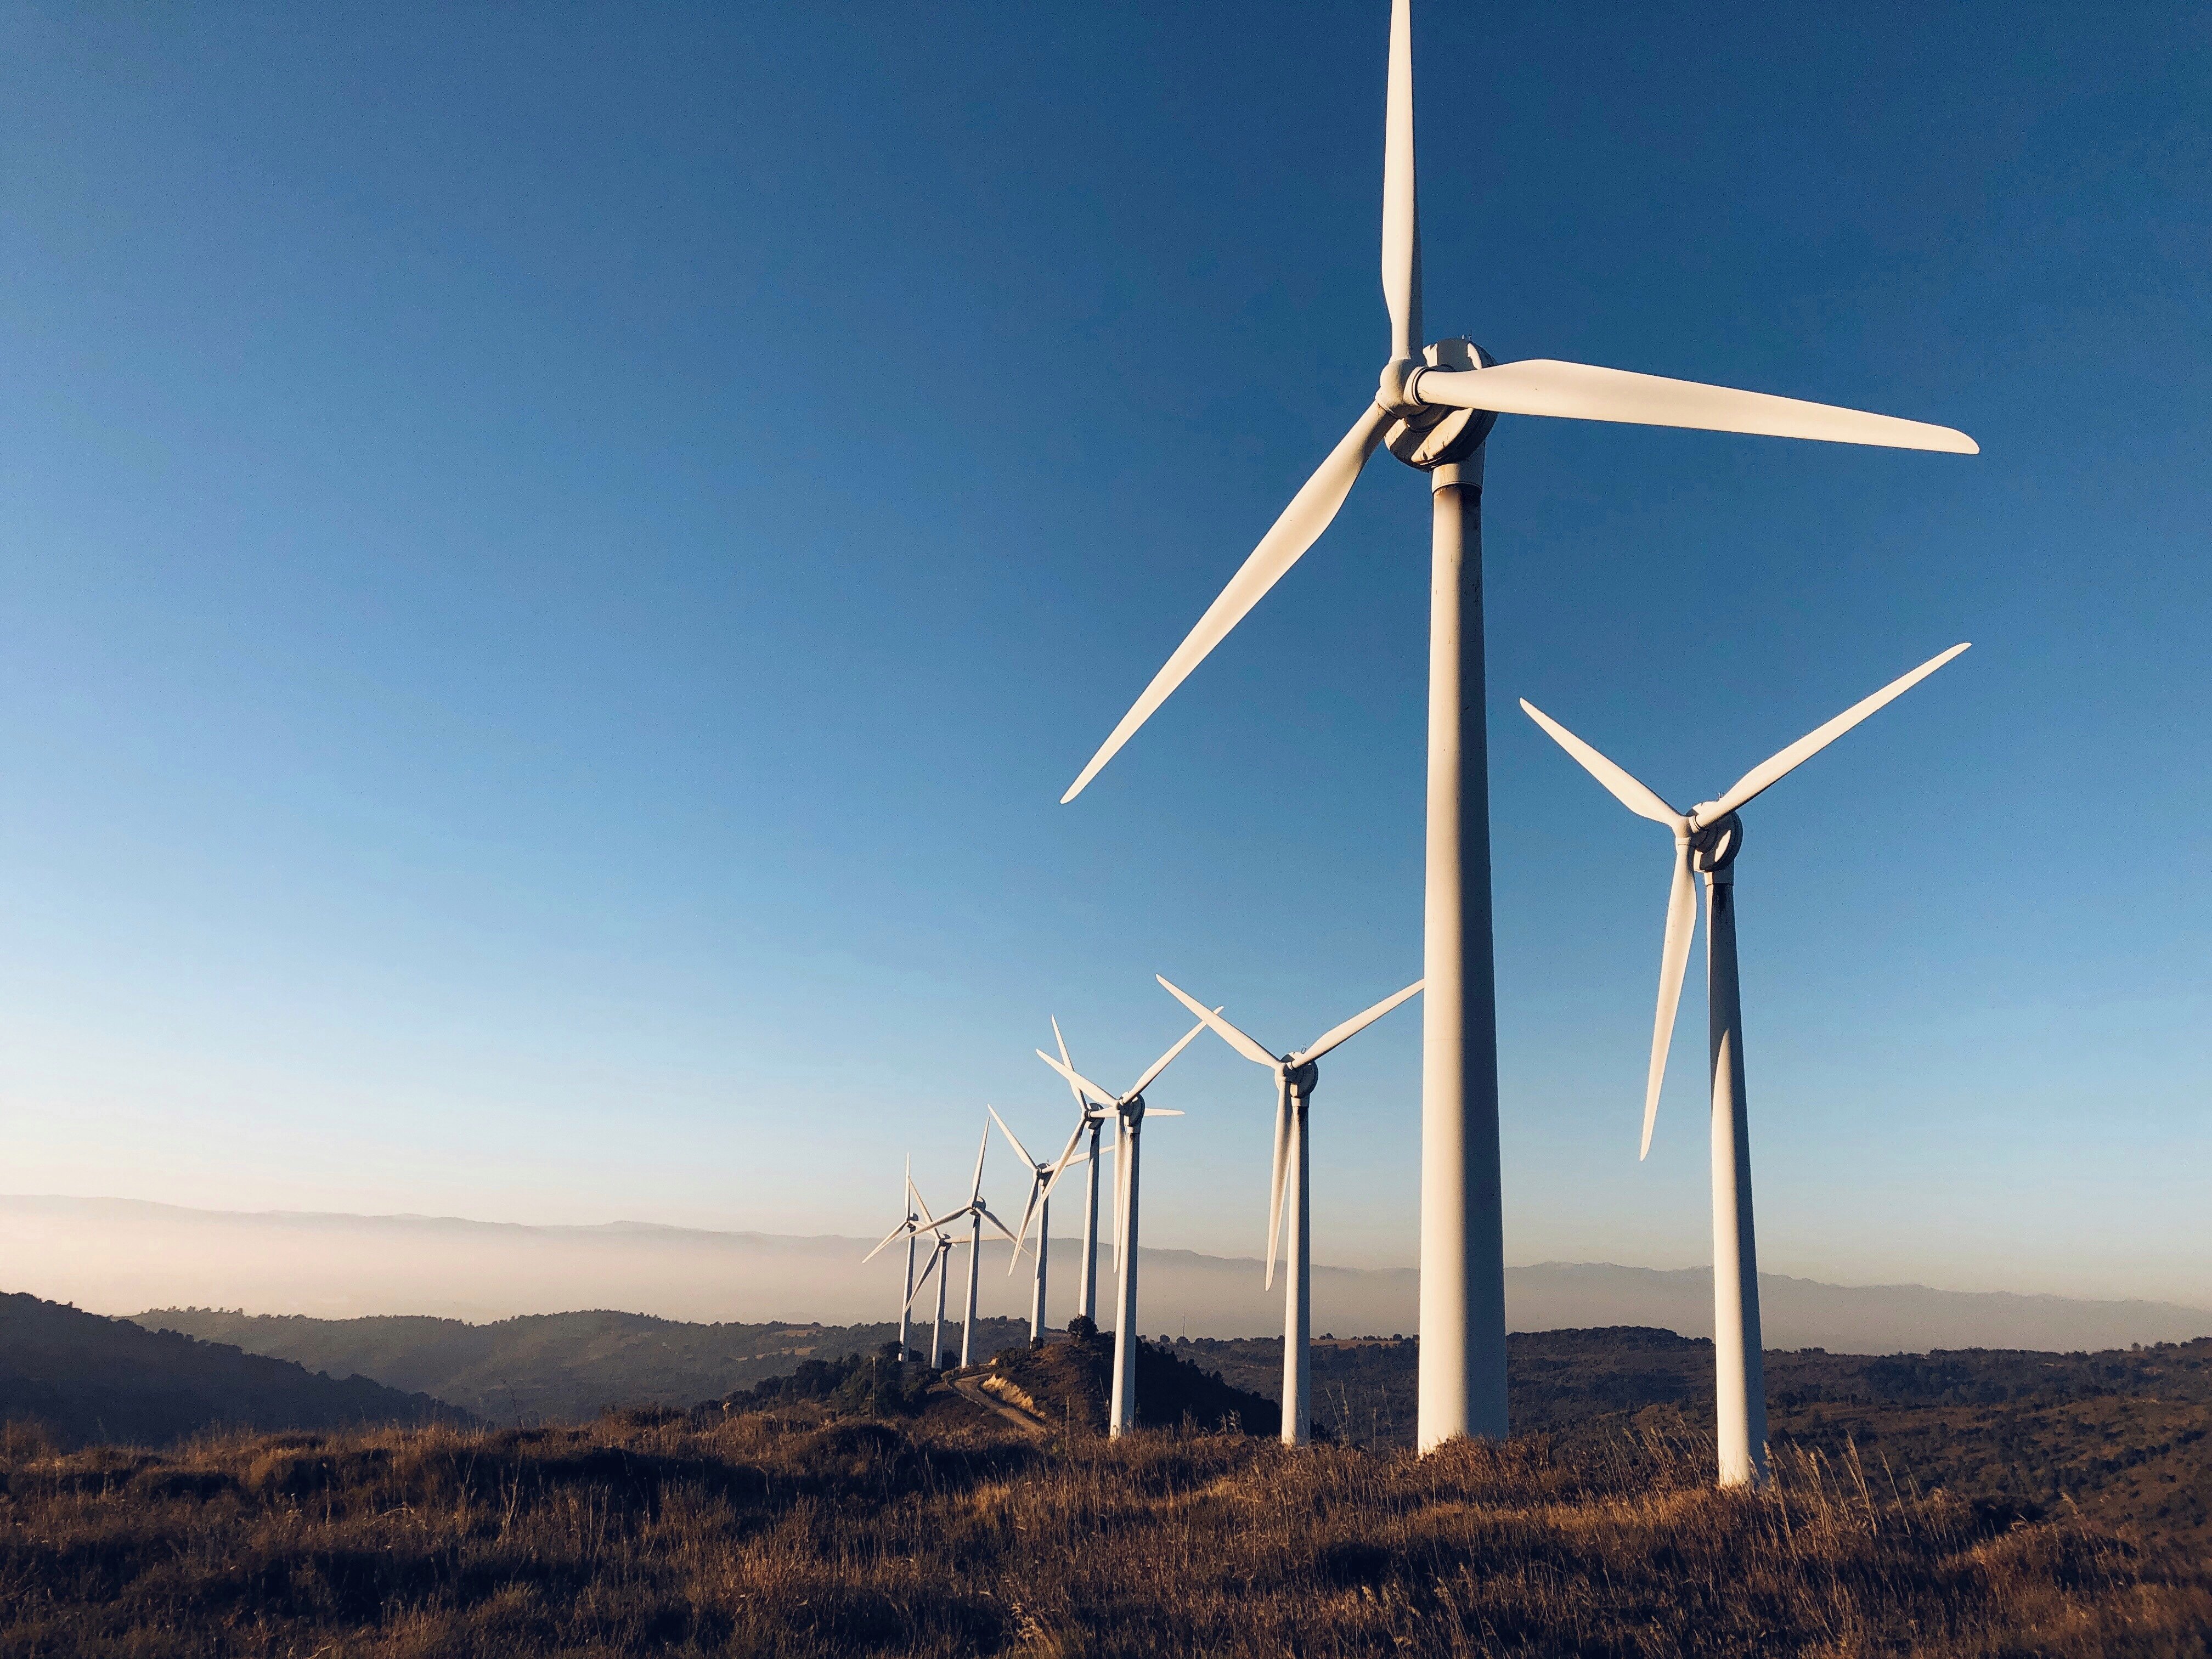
[{"xmin": 948, "ymin": 1372, "xmax": 1051, "ymax": 1440}]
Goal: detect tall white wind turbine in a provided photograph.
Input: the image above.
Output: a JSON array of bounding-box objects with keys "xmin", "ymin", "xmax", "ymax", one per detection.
[
  {"xmin": 1035, "ymin": 1016, "xmax": 1210, "ymax": 1436},
  {"xmin": 1055, "ymin": 2, "xmax": 1976, "ymax": 1450},
  {"xmin": 1157, "ymin": 974, "xmax": 1423, "ymax": 1444},
  {"xmin": 924, "ymin": 1122, "xmax": 1023, "ymax": 1368},
  {"xmin": 991, "ymin": 1105, "xmax": 1093, "ymax": 1343},
  {"xmin": 860, "ymin": 1159, "xmax": 927, "ymax": 1361},
  {"xmin": 1522, "ymin": 642, "xmax": 1971, "ymax": 1486}
]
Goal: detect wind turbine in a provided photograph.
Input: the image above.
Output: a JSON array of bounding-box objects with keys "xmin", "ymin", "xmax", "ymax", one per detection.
[
  {"xmin": 926, "ymin": 1122, "xmax": 1023, "ymax": 1368},
  {"xmin": 1054, "ymin": 2, "xmax": 1976, "ymax": 1451},
  {"xmin": 991, "ymin": 1105, "xmax": 1093, "ymax": 1343},
  {"xmin": 1035, "ymin": 1015, "xmax": 1210, "ymax": 1436},
  {"xmin": 860, "ymin": 1159, "xmax": 927, "ymax": 1362},
  {"xmin": 1045, "ymin": 1018, "xmax": 1115, "ymax": 1324},
  {"xmin": 887, "ymin": 1183, "xmax": 958, "ymax": 1369},
  {"xmin": 1522, "ymin": 641, "xmax": 1970, "ymax": 1487},
  {"xmin": 1157, "ymin": 974, "xmax": 1423, "ymax": 1444}
]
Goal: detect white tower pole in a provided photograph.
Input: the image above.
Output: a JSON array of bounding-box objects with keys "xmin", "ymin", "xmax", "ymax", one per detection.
[
  {"xmin": 1030, "ymin": 1192, "xmax": 1049, "ymax": 1342},
  {"xmin": 961, "ymin": 1214, "xmax": 982, "ymax": 1367},
  {"xmin": 1417, "ymin": 456, "xmax": 1510, "ymax": 1450},
  {"xmin": 899, "ymin": 1229, "xmax": 916, "ymax": 1363},
  {"xmin": 1108, "ymin": 1110, "xmax": 1142, "ymax": 1436},
  {"xmin": 1282, "ymin": 1085, "xmax": 1313, "ymax": 1445},
  {"xmin": 931, "ymin": 1241, "xmax": 949, "ymax": 1369},
  {"xmin": 1705, "ymin": 857, "xmax": 1768, "ymax": 1487},
  {"xmin": 1080, "ymin": 1121, "xmax": 1101, "ymax": 1323}
]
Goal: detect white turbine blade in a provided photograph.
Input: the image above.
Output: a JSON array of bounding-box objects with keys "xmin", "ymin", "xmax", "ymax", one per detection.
[
  {"xmin": 1035, "ymin": 1048, "xmax": 1121, "ymax": 1110},
  {"xmin": 1050, "ymin": 1016, "xmax": 1089, "ymax": 1113},
  {"xmin": 978, "ymin": 1204, "xmax": 1021, "ymax": 1247},
  {"xmin": 1699, "ymin": 644, "xmax": 1972, "ymax": 825},
  {"xmin": 1296, "ymin": 978, "xmax": 1425, "ymax": 1064},
  {"xmin": 862, "ymin": 1216, "xmax": 912, "ymax": 1263},
  {"xmin": 1414, "ymin": 359, "xmax": 1978, "ymax": 454},
  {"xmin": 989, "ymin": 1104, "xmax": 1038, "ymax": 1173},
  {"xmin": 1520, "ymin": 700, "xmax": 1684, "ymax": 827},
  {"xmin": 1126, "ymin": 1012, "xmax": 1216, "ymax": 1101},
  {"xmin": 1381, "ymin": 0, "xmax": 1419, "ymax": 360},
  {"xmin": 1038, "ymin": 1116, "xmax": 1091, "ymax": 1205},
  {"xmin": 905, "ymin": 1246, "xmax": 943, "ymax": 1311},
  {"xmin": 1143, "ymin": 1108, "xmax": 1184, "ymax": 1116},
  {"xmin": 1265, "ymin": 1076, "xmax": 1289, "ymax": 1290},
  {"xmin": 968, "ymin": 1122, "xmax": 990, "ymax": 1206},
  {"xmin": 1157, "ymin": 974, "xmax": 1279, "ymax": 1069},
  {"xmin": 1642, "ymin": 839, "xmax": 1699, "ymax": 1161},
  {"xmin": 1060, "ymin": 402, "xmax": 1394, "ymax": 803}
]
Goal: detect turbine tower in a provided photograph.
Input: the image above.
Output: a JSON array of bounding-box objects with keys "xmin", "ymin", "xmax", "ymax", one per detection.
[
  {"xmin": 992, "ymin": 1105, "xmax": 1093, "ymax": 1343},
  {"xmin": 1158, "ymin": 974, "xmax": 1423, "ymax": 1444},
  {"xmin": 1036, "ymin": 1015, "xmax": 1210, "ymax": 1436},
  {"xmin": 926, "ymin": 1122, "xmax": 1022, "ymax": 1368},
  {"xmin": 1522, "ymin": 642, "xmax": 1970, "ymax": 1486},
  {"xmin": 1054, "ymin": 2, "xmax": 1976, "ymax": 1449},
  {"xmin": 860, "ymin": 1159, "xmax": 927, "ymax": 1361}
]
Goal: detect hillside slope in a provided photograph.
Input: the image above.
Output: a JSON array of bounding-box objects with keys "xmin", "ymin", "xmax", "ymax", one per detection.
[
  {"xmin": 139, "ymin": 1307, "xmax": 1030, "ymax": 1422},
  {"xmin": 1, "ymin": 1292, "xmax": 467, "ymax": 1448}
]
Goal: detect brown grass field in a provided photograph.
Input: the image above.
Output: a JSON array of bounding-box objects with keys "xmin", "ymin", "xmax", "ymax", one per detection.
[{"xmin": 4, "ymin": 1391, "xmax": 2209, "ymax": 1658}]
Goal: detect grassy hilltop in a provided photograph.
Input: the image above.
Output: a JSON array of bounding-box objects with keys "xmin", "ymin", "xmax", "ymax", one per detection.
[{"xmin": 3, "ymin": 1376, "xmax": 2208, "ymax": 1657}]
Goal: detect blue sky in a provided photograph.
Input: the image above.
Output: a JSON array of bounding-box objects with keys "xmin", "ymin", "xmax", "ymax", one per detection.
[{"xmin": 4, "ymin": 1, "xmax": 2207, "ymax": 1305}]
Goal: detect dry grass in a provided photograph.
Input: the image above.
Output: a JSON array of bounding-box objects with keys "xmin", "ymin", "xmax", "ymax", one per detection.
[{"xmin": 2, "ymin": 1406, "xmax": 2207, "ymax": 1657}]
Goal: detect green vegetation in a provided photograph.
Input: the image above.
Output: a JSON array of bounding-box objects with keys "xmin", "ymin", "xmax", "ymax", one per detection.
[{"xmin": 3, "ymin": 1387, "xmax": 2207, "ymax": 1656}]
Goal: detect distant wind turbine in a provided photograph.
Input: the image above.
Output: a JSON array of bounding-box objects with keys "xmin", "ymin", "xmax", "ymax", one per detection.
[
  {"xmin": 991, "ymin": 1105, "xmax": 1093, "ymax": 1344},
  {"xmin": 1047, "ymin": 1017, "xmax": 1113, "ymax": 1324},
  {"xmin": 1158, "ymin": 974, "xmax": 1423, "ymax": 1444},
  {"xmin": 1036, "ymin": 1015, "xmax": 1210, "ymax": 1436},
  {"xmin": 860, "ymin": 1158, "xmax": 927, "ymax": 1362},
  {"xmin": 1053, "ymin": 0, "xmax": 1977, "ymax": 1452},
  {"xmin": 1522, "ymin": 641, "xmax": 1970, "ymax": 1486},
  {"xmin": 923, "ymin": 1122, "xmax": 1022, "ymax": 1368}
]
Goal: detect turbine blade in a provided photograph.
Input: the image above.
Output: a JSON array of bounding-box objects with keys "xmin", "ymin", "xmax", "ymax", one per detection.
[
  {"xmin": 1414, "ymin": 359, "xmax": 1978, "ymax": 454},
  {"xmin": 1265, "ymin": 1076, "xmax": 1289, "ymax": 1290},
  {"xmin": 1060, "ymin": 403, "xmax": 1393, "ymax": 803},
  {"xmin": 1521, "ymin": 699, "xmax": 1683, "ymax": 826},
  {"xmin": 905, "ymin": 1247, "xmax": 943, "ymax": 1311},
  {"xmin": 1157, "ymin": 974, "xmax": 1278, "ymax": 1069},
  {"xmin": 1050, "ymin": 1016, "xmax": 1088, "ymax": 1113},
  {"xmin": 1643, "ymin": 839, "xmax": 1699, "ymax": 1160},
  {"xmin": 1035, "ymin": 1048, "xmax": 1121, "ymax": 1111},
  {"xmin": 1039, "ymin": 1117, "xmax": 1090, "ymax": 1206},
  {"xmin": 989, "ymin": 1104, "xmax": 1037, "ymax": 1173},
  {"xmin": 1381, "ymin": 0, "xmax": 1419, "ymax": 360},
  {"xmin": 1296, "ymin": 978, "xmax": 1425, "ymax": 1063},
  {"xmin": 1700, "ymin": 644, "xmax": 1972, "ymax": 824},
  {"xmin": 1126, "ymin": 1012, "xmax": 1216, "ymax": 1101},
  {"xmin": 862, "ymin": 1217, "xmax": 911, "ymax": 1263},
  {"xmin": 969, "ymin": 1122, "xmax": 990, "ymax": 1206},
  {"xmin": 979, "ymin": 1205, "xmax": 1021, "ymax": 1246},
  {"xmin": 1143, "ymin": 1108, "xmax": 1184, "ymax": 1116}
]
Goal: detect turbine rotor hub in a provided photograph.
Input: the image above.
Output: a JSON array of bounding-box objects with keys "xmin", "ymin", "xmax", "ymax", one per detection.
[
  {"xmin": 1690, "ymin": 812, "xmax": 1744, "ymax": 876},
  {"xmin": 1385, "ymin": 338, "xmax": 1498, "ymax": 471},
  {"xmin": 1288, "ymin": 1059, "xmax": 1321, "ymax": 1097}
]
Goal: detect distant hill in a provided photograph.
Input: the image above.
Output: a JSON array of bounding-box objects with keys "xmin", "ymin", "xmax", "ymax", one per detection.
[
  {"xmin": 0, "ymin": 1292, "xmax": 469, "ymax": 1448},
  {"xmin": 138, "ymin": 1307, "xmax": 1032, "ymax": 1423},
  {"xmin": 10, "ymin": 1195, "xmax": 2209, "ymax": 1351}
]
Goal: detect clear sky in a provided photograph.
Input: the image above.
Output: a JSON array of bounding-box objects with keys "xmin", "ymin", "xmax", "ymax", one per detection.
[{"xmin": 4, "ymin": 2, "xmax": 2207, "ymax": 1306}]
